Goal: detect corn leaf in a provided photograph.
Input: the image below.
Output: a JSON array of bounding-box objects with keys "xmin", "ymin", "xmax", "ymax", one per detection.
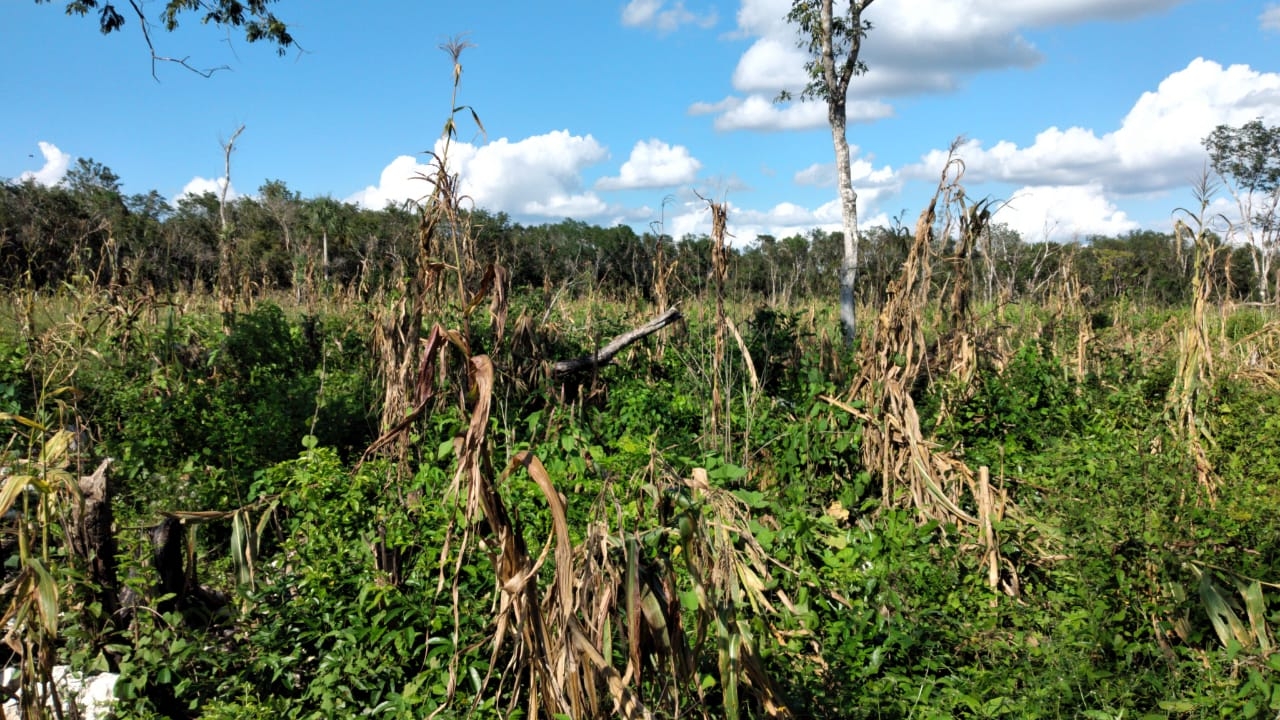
[
  {"xmin": 38, "ymin": 429, "xmax": 74, "ymax": 470},
  {"xmin": 0, "ymin": 474, "xmax": 33, "ymax": 519},
  {"xmin": 1235, "ymin": 578, "xmax": 1272, "ymax": 655},
  {"xmin": 1198, "ymin": 568, "xmax": 1249, "ymax": 648},
  {"xmin": 0, "ymin": 413, "xmax": 45, "ymax": 431},
  {"xmin": 28, "ymin": 558, "xmax": 59, "ymax": 637}
]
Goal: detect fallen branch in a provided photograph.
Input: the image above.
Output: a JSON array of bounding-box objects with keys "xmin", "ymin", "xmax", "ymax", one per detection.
[{"xmin": 552, "ymin": 306, "xmax": 683, "ymax": 377}]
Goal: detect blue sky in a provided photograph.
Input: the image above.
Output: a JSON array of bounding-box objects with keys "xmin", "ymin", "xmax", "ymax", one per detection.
[{"xmin": 3, "ymin": 1, "xmax": 1279, "ymax": 244}]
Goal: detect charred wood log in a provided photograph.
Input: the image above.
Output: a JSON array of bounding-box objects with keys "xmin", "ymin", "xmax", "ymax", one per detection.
[{"xmin": 68, "ymin": 459, "xmax": 120, "ymax": 618}]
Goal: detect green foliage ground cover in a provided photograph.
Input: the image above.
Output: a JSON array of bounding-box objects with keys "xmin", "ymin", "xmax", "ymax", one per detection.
[{"xmin": 1, "ymin": 290, "xmax": 1278, "ymax": 718}]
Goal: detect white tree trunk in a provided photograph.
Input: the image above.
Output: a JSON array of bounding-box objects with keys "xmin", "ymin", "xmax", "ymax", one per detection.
[
  {"xmin": 831, "ymin": 105, "xmax": 860, "ymax": 342},
  {"xmin": 323, "ymin": 229, "xmax": 330, "ymax": 282},
  {"xmin": 1261, "ymin": 247, "xmax": 1274, "ymax": 304}
]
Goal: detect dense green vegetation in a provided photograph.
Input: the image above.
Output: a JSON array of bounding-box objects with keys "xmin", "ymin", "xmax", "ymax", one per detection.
[
  {"xmin": 6, "ymin": 5, "xmax": 1279, "ymax": 717},
  {"xmin": 3, "ymin": 59, "xmax": 1280, "ymax": 720},
  {"xmin": 2, "ymin": 217, "xmax": 1279, "ymax": 718}
]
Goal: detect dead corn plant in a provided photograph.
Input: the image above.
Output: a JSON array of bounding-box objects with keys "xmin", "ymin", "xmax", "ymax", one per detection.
[
  {"xmin": 831, "ymin": 143, "xmax": 1019, "ymax": 595},
  {"xmin": 1043, "ymin": 245, "xmax": 1095, "ymax": 383},
  {"xmin": 435, "ymin": 369, "xmax": 798, "ymax": 719},
  {"xmin": 1167, "ymin": 179, "xmax": 1222, "ymax": 501},
  {"xmin": 932, "ymin": 176, "xmax": 998, "ymax": 422},
  {"xmin": 370, "ymin": 37, "xmax": 507, "ymax": 462},
  {"xmin": 652, "ymin": 231, "xmax": 677, "ymax": 315},
  {"xmin": 707, "ymin": 197, "xmax": 731, "ymax": 453},
  {"xmin": 357, "ymin": 73, "xmax": 789, "ymax": 716}
]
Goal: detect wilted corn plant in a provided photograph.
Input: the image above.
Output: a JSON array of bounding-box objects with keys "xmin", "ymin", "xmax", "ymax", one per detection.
[
  {"xmin": 414, "ymin": 346, "xmax": 798, "ymax": 718},
  {"xmin": 933, "ymin": 165, "xmax": 998, "ymax": 423},
  {"xmin": 0, "ymin": 278, "xmax": 135, "ymax": 717},
  {"xmin": 707, "ymin": 197, "xmax": 731, "ymax": 453},
  {"xmin": 353, "ymin": 44, "xmax": 803, "ymax": 720},
  {"xmin": 371, "ymin": 35, "xmax": 495, "ymax": 462},
  {"xmin": 0, "ymin": 418, "xmax": 77, "ymax": 719},
  {"xmin": 832, "ymin": 142, "xmax": 1019, "ymax": 595},
  {"xmin": 1168, "ymin": 177, "xmax": 1221, "ymax": 501}
]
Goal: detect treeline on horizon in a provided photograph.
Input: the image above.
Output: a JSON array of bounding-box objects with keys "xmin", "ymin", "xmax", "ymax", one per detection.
[{"xmin": 2, "ymin": 157, "xmax": 1268, "ymax": 307}]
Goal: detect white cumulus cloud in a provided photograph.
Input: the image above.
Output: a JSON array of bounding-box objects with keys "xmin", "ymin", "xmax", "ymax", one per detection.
[
  {"xmin": 344, "ymin": 155, "xmax": 430, "ymax": 210},
  {"xmin": 597, "ymin": 139, "xmax": 702, "ymax": 190},
  {"xmin": 664, "ymin": 184, "xmax": 896, "ymax": 246},
  {"xmin": 622, "ymin": 0, "xmax": 717, "ymax": 32},
  {"xmin": 703, "ymin": 0, "xmax": 1185, "ymax": 132},
  {"xmin": 997, "ymin": 184, "xmax": 1138, "ymax": 241},
  {"xmin": 18, "ymin": 142, "xmax": 72, "ymax": 186},
  {"xmin": 176, "ymin": 176, "xmax": 238, "ymax": 202},
  {"xmin": 701, "ymin": 94, "xmax": 892, "ymax": 132},
  {"xmin": 349, "ymin": 130, "xmax": 612, "ymax": 220},
  {"xmin": 793, "ymin": 151, "xmax": 897, "ymax": 190},
  {"xmin": 907, "ymin": 59, "xmax": 1280, "ymax": 195}
]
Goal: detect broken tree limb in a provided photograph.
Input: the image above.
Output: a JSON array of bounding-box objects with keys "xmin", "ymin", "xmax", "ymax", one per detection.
[{"xmin": 552, "ymin": 306, "xmax": 683, "ymax": 377}]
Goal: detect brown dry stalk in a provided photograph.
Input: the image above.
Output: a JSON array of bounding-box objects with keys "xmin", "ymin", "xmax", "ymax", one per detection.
[
  {"xmin": 935, "ymin": 189, "xmax": 996, "ymax": 421},
  {"xmin": 840, "ymin": 143, "xmax": 1019, "ymax": 596},
  {"xmin": 1169, "ymin": 197, "xmax": 1220, "ymax": 501},
  {"xmin": 1227, "ymin": 319, "xmax": 1280, "ymax": 390},
  {"xmin": 977, "ymin": 466, "xmax": 1000, "ymax": 592},
  {"xmin": 707, "ymin": 198, "xmax": 731, "ymax": 451}
]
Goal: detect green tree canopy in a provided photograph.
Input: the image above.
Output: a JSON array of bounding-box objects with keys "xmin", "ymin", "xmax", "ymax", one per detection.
[{"xmin": 1204, "ymin": 118, "xmax": 1280, "ymax": 194}]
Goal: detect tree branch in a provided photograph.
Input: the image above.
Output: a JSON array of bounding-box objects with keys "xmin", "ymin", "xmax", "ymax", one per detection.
[
  {"xmin": 129, "ymin": 0, "xmax": 230, "ymax": 80},
  {"xmin": 551, "ymin": 306, "xmax": 683, "ymax": 377}
]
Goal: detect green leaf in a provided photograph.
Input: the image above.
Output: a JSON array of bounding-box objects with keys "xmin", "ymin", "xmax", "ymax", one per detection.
[
  {"xmin": 1197, "ymin": 567, "xmax": 1250, "ymax": 649},
  {"xmin": 1236, "ymin": 578, "xmax": 1272, "ymax": 655}
]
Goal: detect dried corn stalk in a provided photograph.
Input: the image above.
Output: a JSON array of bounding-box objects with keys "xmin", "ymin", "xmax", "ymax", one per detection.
[
  {"xmin": 424, "ymin": 355, "xmax": 797, "ymax": 718},
  {"xmin": 1168, "ymin": 181, "xmax": 1220, "ymax": 501},
  {"xmin": 838, "ymin": 143, "xmax": 1018, "ymax": 595}
]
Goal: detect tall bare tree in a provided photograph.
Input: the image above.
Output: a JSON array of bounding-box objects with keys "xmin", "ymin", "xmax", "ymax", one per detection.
[
  {"xmin": 782, "ymin": 0, "xmax": 876, "ymax": 342},
  {"xmin": 217, "ymin": 124, "xmax": 244, "ymax": 332}
]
